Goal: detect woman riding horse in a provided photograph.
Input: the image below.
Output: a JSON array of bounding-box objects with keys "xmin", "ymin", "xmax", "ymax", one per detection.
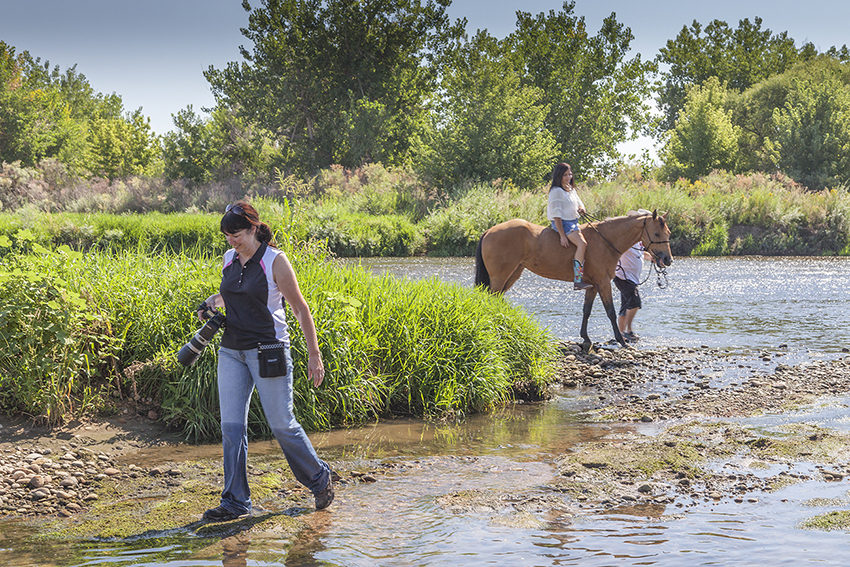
[{"xmin": 474, "ymin": 210, "xmax": 672, "ymax": 350}]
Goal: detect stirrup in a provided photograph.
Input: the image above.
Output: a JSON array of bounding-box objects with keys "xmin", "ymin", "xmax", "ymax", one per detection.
[{"xmin": 574, "ymin": 281, "xmax": 593, "ymax": 290}]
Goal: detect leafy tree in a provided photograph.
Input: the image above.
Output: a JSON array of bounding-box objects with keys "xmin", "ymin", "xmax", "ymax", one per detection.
[
  {"xmin": 0, "ymin": 41, "xmax": 159, "ymax": 178},
  {"xmin": 734, "ymin": 56, "xmax": 850, "ymax": 173},
  {"xmin": 162, "ymin": 105, "xmax": 281, "ymax": 185},
  {"xmin": 0, "ymin": 43, "xmax": 83, "ymax": 167},
  {"xmin": 659, "ymin": 77, "xmax": 739, "ymax": 181},
  {"xmin": 205, "ymin": 0, "xmax": 464, "ymax": 173},
  {"xmin": 655, "ymin": 17, "xmax": 804, "ymax": 133},
  {"xmin": 504, "ymin": 1, "xmax": 655, "ymax": 179},
  {"xmin": 764, "ymin": 73, "xmax": 850, "ymax": 190},
  {"xmin": 417, "ymin": 31, "xmax": 558, "ymax": 189},
  {"xmin": 88, "ymin": 110, "xmax": 160, "ymax": 179}
]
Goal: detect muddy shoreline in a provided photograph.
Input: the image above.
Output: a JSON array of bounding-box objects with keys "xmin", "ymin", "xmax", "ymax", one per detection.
[{"xmin": 2, "ymin": 342, "xmax": 850, "ymax": 540}]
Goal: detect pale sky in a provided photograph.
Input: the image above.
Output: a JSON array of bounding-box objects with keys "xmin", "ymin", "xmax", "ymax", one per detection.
[{"xmin": 3, "ymin": 0, "xmax": 849, "ymax": 156}]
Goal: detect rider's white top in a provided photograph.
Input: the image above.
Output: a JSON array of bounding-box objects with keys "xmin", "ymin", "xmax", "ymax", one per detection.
[{"xmin": 547, "ymin": 186, "xmax": 584, "ymax": 221}]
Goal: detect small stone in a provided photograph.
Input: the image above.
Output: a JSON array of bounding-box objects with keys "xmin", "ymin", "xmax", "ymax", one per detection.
[
  {"xmin": 66, "ymin": 502, "xmax": 82, "ymax": 512},
  {"xmin": 83, "ymin": 493, "xmax": 98, "ymax": 502},
  {"xmin": 60, "ymin": 477, "xmax": 79, "ymax": 488},
  {"xmin": 708, "ymin": 491, "xmax": 722, "ymax": 499},
  {"xmin": 103, "ymin": 468, "xmax": 121, "ymax": 476},
  {"xmin": 638, "ymin": 484, "xmax": 653, "ymax": 493},
  {"xmin": 361, "ymin": 474, "xmax": 377, "ymax": 483},
  {"xmin": 28, "ymin": 475, "xmax": 45, "ymax": 488},
  {"xmin": 168, "ymin": 469, "xmax": 182, "ymax": 476}
]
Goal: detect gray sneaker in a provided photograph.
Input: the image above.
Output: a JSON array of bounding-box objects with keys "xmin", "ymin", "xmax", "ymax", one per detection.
[{"xmin": 315, "ymin": 477, "xmax": 334, "ymax": 510}]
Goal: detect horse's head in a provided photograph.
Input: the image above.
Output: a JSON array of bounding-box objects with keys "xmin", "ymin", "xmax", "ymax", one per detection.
[{"xmin": 641, "ymin": 210, "xmax": 673, "ymax": 268}]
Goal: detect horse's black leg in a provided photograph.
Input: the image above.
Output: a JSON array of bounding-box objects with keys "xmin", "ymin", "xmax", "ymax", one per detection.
[
  {"xmin": 599, "ymin": 287, "xmax": 626, "ymax": 347},
  {"xmin": 579, "ymin": 289, "xmax": 597, "ymax": 352}
]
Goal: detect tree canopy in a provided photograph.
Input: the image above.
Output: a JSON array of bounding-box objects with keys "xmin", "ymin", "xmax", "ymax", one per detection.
[
  {"xmin": 204, "ymin": 0, "xmax": 464, "ymax": 174},
  {"xmin": 655, "ymin": 17, "xmax": 803, "ymax": 134},
  {"xmin": 0, "ymin": 41, "xmax": 159, "ymax": 178},
  {"xmin": 506, "ymin": 1, "xmax": 655, "ymax": 179}
]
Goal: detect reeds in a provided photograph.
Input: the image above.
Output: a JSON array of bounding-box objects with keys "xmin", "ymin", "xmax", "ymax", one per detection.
[{"xmin": 0, "ymin": 235, "xmax": 556, "ymax": 440}]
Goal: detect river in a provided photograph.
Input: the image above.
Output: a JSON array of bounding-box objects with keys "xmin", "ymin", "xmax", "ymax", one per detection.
[
  {"xmin": 4, "ymin": 256, "xmax": 850, "ymax": 566},
  {"xmin": 350, "ymin": 256, "xmax": 850, "ymax": 357}
]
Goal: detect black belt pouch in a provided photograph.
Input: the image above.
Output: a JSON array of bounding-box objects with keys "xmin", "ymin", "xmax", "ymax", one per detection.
[{"xmin": 258, "ymin": 342, "xmax": 287, "ymax": 378}]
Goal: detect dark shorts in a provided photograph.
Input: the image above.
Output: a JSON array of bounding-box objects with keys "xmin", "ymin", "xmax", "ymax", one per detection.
[{"xmin": 613, "ymin": 277, "xmax": 641, "ymax": 316}]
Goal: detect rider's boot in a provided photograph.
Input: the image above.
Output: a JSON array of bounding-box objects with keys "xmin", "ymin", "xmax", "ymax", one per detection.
[{"xmin": 573, "ymin": 259, "xmax": 593, "ymax": 290}]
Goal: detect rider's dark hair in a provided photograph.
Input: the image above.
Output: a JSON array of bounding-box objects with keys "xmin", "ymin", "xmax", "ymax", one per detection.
[{"xmin": 550, "ymin": 162, "xmax": 576, "ymax": 189}]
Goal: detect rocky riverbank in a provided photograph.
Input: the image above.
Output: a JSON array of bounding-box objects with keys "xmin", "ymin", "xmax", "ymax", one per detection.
[{"xmin": 2, "ymin": 341, "xmax": 850, "ymax": 538}]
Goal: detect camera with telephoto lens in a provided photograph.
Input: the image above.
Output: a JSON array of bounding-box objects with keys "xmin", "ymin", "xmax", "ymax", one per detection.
[{"xmin": 177, "ymin": 303, "xmax": 226, "ymax": 366}]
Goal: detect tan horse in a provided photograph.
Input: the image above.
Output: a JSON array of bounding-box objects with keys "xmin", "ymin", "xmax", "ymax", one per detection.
[{"xmin": 474, "ymin": 210, "xmax": 673, "ymax": 349}]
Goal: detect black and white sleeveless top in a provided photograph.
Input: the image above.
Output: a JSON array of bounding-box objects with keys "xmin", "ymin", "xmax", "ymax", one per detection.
[{"xmin": 219, "ymin": 241, "xmax": 290, "ymax": 350}]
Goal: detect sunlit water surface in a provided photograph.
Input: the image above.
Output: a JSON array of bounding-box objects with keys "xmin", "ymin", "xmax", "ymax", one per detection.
[{"xmin": 3, "ymin": 257, "xmax": 850, "ymax": 566}]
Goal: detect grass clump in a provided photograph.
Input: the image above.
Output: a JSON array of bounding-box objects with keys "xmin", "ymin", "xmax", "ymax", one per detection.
[{"xmin": 0, "ymin": 233, "xmax": 557, "ymax": 441}]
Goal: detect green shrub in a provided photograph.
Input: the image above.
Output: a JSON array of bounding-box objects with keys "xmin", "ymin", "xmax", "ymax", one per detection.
[{"xmin": 692, "ymin": 221, "xmax": 730, "ymax": 256}]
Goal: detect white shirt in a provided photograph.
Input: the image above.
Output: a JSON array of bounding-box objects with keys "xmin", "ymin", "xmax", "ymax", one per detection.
[
  {"xmin": 616, "ymin": 244, "xmax": 645, "ymax": 284},
  {"xmin": 547, "ymin": 186, "xmax": 584, "ymax": 221}
]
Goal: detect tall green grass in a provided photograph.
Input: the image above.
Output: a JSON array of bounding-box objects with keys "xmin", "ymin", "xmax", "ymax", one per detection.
[
  {"xmin": 584, "ymin": 169, "xmax": 850, "ymax": 256},
  {"xmin": 0, "ymin": 234, "xmax": 556, "ymax": 441},
  {"xmin": 4, "ymin": 168, "xmax": 848, "ymax": 258}
]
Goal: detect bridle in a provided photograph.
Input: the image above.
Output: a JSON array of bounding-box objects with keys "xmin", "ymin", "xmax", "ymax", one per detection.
[
  {"xmin": 640, "ymin": 217, "xmax": 670, "ymax": 288},
  {"xmin": 582, "ymin": 213, "xmax": 670, "ymax": 288}
]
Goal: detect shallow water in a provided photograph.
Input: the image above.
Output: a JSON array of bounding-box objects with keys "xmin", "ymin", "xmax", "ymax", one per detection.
[
  {"xmin": 349, "ymin": 256, "xmax": 850, "ymax": 357},
  {"xmin": 4, "ymin": 256, "xmax": 850, "ymax": 566}
]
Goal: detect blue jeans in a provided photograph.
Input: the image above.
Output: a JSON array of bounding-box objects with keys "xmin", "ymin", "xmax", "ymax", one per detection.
[{"xmin": 216, "ymin": 346, "xmax": 330, "ymax": 514}]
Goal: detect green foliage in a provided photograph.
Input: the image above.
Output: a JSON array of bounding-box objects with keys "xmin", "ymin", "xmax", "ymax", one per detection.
[
  {"xmin": 0, "ymin": 211, "xmax": 226, "ymax": 255},
  {"xmin": 659, "ymin": 78, "xmax": 740, "ymax": 181},
  {"xmin": 417, "ymin": 31, "xmax": 558, "ymax": 189},
  {"xmin": 162, "ymin": 105, "xmax": 281, "ymax": 186},
  {"xmin": 422, "ymin": 185, "xmax": 546, "ymax": 255},
  {"xmin": 0, "ymin": 235, "xmax": 557, "ymax": 441},
  {"xmin": 0, "ymin": 238, "xmax": 121, "ymax": 424},
  {"xmin": 505, "ymin": 1, "xmax": 656, "ymax": 179},
  {"xmin": 88, "ymin": 110, "xmax": 161, "ymax": 178},
  {"xmin": 691, "ymin": 221, "xmax": 730, "ymax": 256},
  {"xmin": 205, "ymin": 0, "xmax": 463, "ymax": 172},
  {"xmin": 0, "ymin": 41, "xmax": 161, "ymax": 179},
  {"xmin": 764, "ymin": 73, "xmax": 850, "ymax": 191},
  {"xmin": 655, "ymin": 17, "xmax": 804, "ymax": 133},
  {"xmin": 586, "ymin": 169, "xmax": 850, "ymax": 256},
  {"xmin": 305, "ymin": 209, "xmax": 420, "ymax": 257}
]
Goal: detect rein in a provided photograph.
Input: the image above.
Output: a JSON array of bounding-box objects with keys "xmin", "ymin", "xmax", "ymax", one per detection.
[{"xmin": 580, "ymin": 212, "xmax": 670, "ymax": 289}]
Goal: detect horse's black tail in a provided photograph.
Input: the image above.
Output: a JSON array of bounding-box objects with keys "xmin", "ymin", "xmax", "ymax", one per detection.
[{"xmin": 474, "ymin": 233, "xmax": 491, "ymax": 291}]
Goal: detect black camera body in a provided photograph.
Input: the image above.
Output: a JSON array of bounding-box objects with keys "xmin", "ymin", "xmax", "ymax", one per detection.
[{"xmin": 178, "ymin": 304, "xmax": 226, "ymax": 366}]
